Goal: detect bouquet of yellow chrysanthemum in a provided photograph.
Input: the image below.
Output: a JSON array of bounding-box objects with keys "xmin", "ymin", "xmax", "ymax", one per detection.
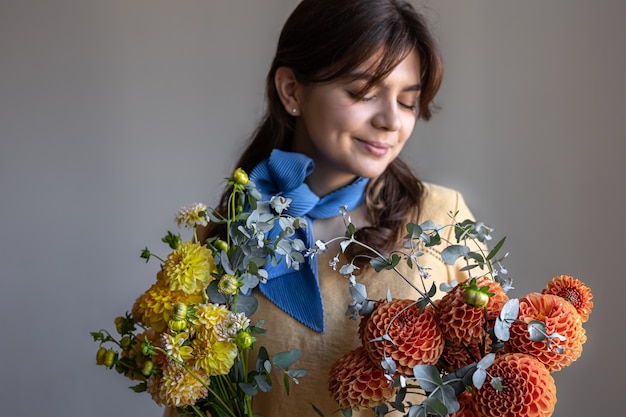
[
  {"xmin": 321, "ymin": 217, "xmax": 593, "ymax": 417},
  {"xmin": 92, "ymin": 168, "xmax": 307, "ymax": 417}
]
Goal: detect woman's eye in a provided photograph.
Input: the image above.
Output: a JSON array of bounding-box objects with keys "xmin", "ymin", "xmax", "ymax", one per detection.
[
  {"xmin": 348, "ymin": 90, "xmax": 376, "ymax": 102},
  {"xmin": 399, "ymin": 101, "xmax": 417, "ymax": 111}
]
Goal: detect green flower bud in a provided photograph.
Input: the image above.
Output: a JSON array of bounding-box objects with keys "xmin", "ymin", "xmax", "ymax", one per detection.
[
  {"xmin": 103, "ymin": 349, "xmax": 116, "ymax": 368},
  {"xmin": 114, "ymin": 316, "xmax": 125, "ymax": 334},
  {"xmin": 142, "ymin": 360, "xmax": 154, "ymax": 377},
  {"xmin": 214, "ymin": 238, "xmax": 229, "ymax": 253},
  {"xmin": 232, "ymin": 168, "xmax": 249, "ymax": 185},
  {"xmin": 141, "ymin": 342, "xmax": 155, "ymax": 357},
  {"xmin": 235, "ymin": 331, "xmax": 254, "ymax": 349},
  {"xmin": 218, "ymin": 274, "xmax": 239, "ymax": 295},
  {"xmin": 96, "ymin": 346, "xmax": 107, "ymax": 365},
  {"xmin": 120, "ymin": 335, "xmax": 132, "ymax": 349},
  {"xmin": 168, "ymin": 319, "xmax": 187, "ymax": 332}
]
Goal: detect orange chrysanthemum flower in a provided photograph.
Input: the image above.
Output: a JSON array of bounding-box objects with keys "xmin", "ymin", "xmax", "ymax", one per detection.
[
  {"xmin": 542, "ymin": 275, "xmax": 593, "ymax": 323},
  {"xmin": 363, "ymin": 299, "xmax": 444, "ymax": 376},
  {"xmin": 485, "ymin": 279, "xmax": 509, "ymax": 322},
  {"xmin": 131, "ymin": 281, "xmax": 203, "ymax": 332},
  {"xmin": 437, "ymin": 278, "xmax": 483, "ymax": 345},
  {"xmin": 506, "ymin": 293, "xmax": 586, "ymax": 372},
  {"xmin": 438, "ymin": 336, "xmax": 492, "ymax": 372},
  {"xmin": 450, "ymin": 391, "xmax": 481, "ymax": 417},
  {"xmin": 473, "ymin": 353, "xmax": 556, "ymax": 417},
  {"xmin": 328, "ymin": 346, "xmax": 397, "ymax": 411}
]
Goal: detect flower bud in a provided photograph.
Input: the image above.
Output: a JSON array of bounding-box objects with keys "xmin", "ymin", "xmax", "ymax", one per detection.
[
  {"xmin": 171, "ymin": 302, "xmax": 188, "ymax": 322},
  {"xmin": 121, "ymin": 335, "xmax": 132, "ymax": 348},
  {"xmin": 218, "ymin": 274, "xmax": 239, "ymax": 295},
  {"xmin": 168, "ymin": 319, "xmax": 188, "ymax": 332},
  {"xmin": 103, "ymin": 349, "xmax": 116, "ymax": 368},
  {"xmin": 114, "ymin": 316, "xmax": 125, "ymax": 334},
  {"xmin": 214, "ymin": 238, "xmax": 229, "ymax": 253},
  {"xmin": 142, "ymin": 360, "xmax": 154, "ymax": 377},
  {"xmin": 232, "ymin": 168, "xmax": 249, "ymax": 185},
  {"xmin": 235, "ymin": 331, "xmax": 254, "ymax": 349},
  {"xmin": 96, "ymin": 346, "xmax": 107, "ymax": 365},
  {"xmin": 462, "ymin": 288, "xmax": 490, "ymax": 309}
]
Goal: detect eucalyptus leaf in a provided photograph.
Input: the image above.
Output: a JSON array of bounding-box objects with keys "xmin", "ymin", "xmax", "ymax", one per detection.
[
  {"xmin": 341, "ymin": 409, "xmax": 353, "ymax": 417},
  {"xmin": 349, "ymin": 282, "xmax": 368, "ymax": 303},
  {"xmin": 206, "ymin": 280, "xmax": 228, "ymax": 304},
  {"xmin": 273, "ymin": 349, "xmax": 302, "ymax": 369},
  {"xmin": 370, "ymin": 256, "xmax": 389, "ymax": 272},
  {"xmin": 441, "ymin": 245, "xmax": 469, "ymax": 265},
  {"xmin": 255, "ymin": 374, "xmax": 272, "ymax": 392},
  {"xmin": 472, "ymin": 368, "xmax": 487, "ymax": 389},
  {"xmin": 527, "ymin": 320, "xmax": 548, "ymax": 342},
  {"xmin": 429, "ymin": 385, "xmax": 459, "ymax": 415},
  {"xmin": 238, "ymin": 382, "xmax": 258, "ymax": 396},
  {"xmin": 487, "ymin": 236, "xmax": 506, "ymax": 260},
  {"xmin": 412, "ymin": 364, "xmax": 442, "ymax": 393},
  {"xmin": 235, "ymin": 294, "xmax": 259, "ymax": 317}
]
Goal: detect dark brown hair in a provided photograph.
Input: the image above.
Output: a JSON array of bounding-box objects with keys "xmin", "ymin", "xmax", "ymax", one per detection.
[{"xmin": 209, "ymin": 0, "xmax": 443, "ymax": 267}]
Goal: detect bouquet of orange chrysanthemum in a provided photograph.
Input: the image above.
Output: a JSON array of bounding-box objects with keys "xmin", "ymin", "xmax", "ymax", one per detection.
[
  {"xmin": 322, "ymin": 216, "xmax": 592, "ymax": 417},
  {"xmin": 92, "ymin": 168, "xmax": 307, "ymax": 417}
]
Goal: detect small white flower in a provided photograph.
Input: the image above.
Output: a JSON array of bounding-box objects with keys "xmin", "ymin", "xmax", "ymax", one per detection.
[{"xmin": 270, "ymin": 195, "xmax": 291, "ymax": 214}]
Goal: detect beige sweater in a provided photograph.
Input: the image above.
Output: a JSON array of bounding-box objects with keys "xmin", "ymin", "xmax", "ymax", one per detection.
[{"xmin": 164, "ymin": 183, "xmax": 479, "ymax": 417}]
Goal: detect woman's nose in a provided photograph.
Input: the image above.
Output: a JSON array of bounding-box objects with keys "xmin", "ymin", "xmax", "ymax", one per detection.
[{"xmin": 372, "ymin": 101, "xmax": 401, "ymax": 131}]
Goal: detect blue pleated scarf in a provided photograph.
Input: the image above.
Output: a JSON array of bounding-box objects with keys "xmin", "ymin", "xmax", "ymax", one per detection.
[{"xmin": 248, "ymin": 149, "xmax": 369, "ymax": 333}]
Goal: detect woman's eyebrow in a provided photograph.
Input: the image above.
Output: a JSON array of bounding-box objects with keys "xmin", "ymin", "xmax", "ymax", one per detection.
[{"xmin": 346, "ymin": 72, "xmax": 421, "ymax": 92}]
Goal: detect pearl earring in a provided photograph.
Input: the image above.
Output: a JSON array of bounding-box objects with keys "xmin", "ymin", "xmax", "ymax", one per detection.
[{"xmin": 292, "ymin": 108, "xmax": 297, "ymax": 114}]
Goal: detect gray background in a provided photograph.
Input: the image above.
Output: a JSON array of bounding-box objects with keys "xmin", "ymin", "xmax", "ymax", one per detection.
[{"xmin": 1, "ymin": 0, "xmax": 622, "ymax": 416}]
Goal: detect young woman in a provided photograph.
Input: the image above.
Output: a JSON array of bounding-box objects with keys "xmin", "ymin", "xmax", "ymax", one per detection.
[{"xmin": 169, "ymin": 0, "xmax": 478, "ymax": 415}]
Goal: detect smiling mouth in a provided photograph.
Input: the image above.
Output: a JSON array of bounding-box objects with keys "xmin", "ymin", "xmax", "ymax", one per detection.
[{"xmin": 356, "ymin": 139, "xmax": 390, "ymax": 157}]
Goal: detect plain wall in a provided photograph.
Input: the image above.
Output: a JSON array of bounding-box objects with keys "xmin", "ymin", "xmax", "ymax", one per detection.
[{"xmin": 1, "ymin": 1, "xmax": 623, "ymax": 416}]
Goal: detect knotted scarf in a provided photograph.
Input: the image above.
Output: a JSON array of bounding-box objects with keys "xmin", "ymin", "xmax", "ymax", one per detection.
[{"xmin": 248, "ymin": 149, "xmax": 369, "ymax": 333}]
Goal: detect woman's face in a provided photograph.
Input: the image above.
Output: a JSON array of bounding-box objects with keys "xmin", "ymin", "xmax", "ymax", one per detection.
[{"xmin": 291, "ymin": 49, "xmax": 422, "ymax": 196}]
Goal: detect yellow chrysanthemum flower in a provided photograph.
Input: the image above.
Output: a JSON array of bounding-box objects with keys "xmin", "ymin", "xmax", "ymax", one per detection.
[
  {"xmin": 147, "ymin": 361, "xmax": 209, "ymax": 407},
  {"xmin": 162, "ymin": 332, "xmax": 194, "ymax": 362},
  {"xmin": 192, "ymin": 333, "xmax": 238, "ymax": 376},
  {"xmin": 192, "ymin": 303, "xmax": 232, "ymax": 339},
  {"xmin": 163, "ymin": 241, "xmax": 214, "ymax": 294},
  {"xmin": 131, "ymin": 281, "xmax": 203, "ymax": 332}
]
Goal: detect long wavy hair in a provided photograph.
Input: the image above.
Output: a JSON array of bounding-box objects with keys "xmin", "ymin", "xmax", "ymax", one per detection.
[{"xmin": 208, "ymin": 0, "xmax": 443, "ymax": 268}]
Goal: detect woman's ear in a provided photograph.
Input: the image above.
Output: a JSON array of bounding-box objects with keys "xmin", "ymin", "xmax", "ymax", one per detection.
[{"xmin": 274, "ymin": 67, "xmax": 302, "ymax": 116}]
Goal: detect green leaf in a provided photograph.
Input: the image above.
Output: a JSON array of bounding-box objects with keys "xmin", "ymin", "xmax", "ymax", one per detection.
[
  {"xmin": 390, "ymin": 253, "xmax": 401, "ymax": 267},
  {"xmin": 236, "ymin": 294, "xmax": 259, "ymax": 317},
  {"xmin": 238, "ymin": 382, "xmax": 258, "ymax": 396},
  {"xmin": 341, "ymin": 409, "xmax": 353, "ymax": 417},
  {"xmin": 370, "ymin": 256, "xmax": 389, "ymax": 272},
  {"xmin": 273, "ymin": 349, "xmax": 302, "ymax": 369},
  {"xmin": 129, "ymin": 382, "xmax": 147, "ymax": 393},
  {"xmin": 441, "ymin": 245, "xmax": 469, "ymax": 265},
  {"xmin": 310, "ymin": 403, "xmax": 326, "ymax": 417},
  {"xmin": 487, "ymin": 236, "xmax": 506, "ymax": 260},
  {"xmin": 405, "ymin": 222, "xmax": 423, "ymax": 239},
  {"xmin": 412, "ymin": 364, "xmax": 442, "ymax": 392},
  {"xmin": 255, "ymin": 374, "xmax": 272, "ymax": 392}
]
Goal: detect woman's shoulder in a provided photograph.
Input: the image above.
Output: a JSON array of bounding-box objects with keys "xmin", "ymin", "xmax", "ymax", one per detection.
[{"xmin": 419, "ymin": 182, "xmax": 471, "ymax": 224}]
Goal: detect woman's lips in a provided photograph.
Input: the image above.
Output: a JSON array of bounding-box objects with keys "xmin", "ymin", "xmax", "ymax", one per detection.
[{"xmin": 356, "ymin": 139, "xmax": 390, "ymax": 157}]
